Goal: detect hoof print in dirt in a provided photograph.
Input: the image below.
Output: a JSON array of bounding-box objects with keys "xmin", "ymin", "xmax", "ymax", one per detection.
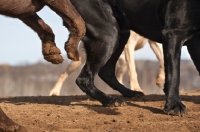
[
  {"xmin": 103, "ymin": 98, "xmax": 127, "ymax": 107},
  {"xmin": 164, "ymin": 101, "xmax": 186, "ymax": 117}
]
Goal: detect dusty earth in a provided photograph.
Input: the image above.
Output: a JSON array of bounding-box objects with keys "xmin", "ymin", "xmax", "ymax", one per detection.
[{"xmin": 0, "ymin": 90, "xmax": 200, "ymax": 132}]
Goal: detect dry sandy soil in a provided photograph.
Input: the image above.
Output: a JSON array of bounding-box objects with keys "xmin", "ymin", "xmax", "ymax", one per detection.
[{"xmin": 1, "ymin": 90, "xmax": 200, "ymax": 132}]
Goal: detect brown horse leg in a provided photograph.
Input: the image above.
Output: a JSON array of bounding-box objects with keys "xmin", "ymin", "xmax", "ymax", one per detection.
[
  {"xmin": 0, "ymin": 107, "xmax": 27, "ymax": 132},
  {"xmin": 20, "ymin": 14, "xmax": 63, "ymax": 64},
  {"xmin": 42, "ymin": 0, "xmax": 86, "ymax": 61}
]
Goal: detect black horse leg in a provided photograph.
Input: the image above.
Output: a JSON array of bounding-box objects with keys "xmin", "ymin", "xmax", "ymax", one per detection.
[{"xmin": 99, "ymin": 30, "xmax": 144, "ymax": 98}]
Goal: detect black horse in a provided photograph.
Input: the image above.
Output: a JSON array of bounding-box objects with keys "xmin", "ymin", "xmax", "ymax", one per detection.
[{"xmin": 66, "ymin": 0, "xmax": 200, "ymax": 116}]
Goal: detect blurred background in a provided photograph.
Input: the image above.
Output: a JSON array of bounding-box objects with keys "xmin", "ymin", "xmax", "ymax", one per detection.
[{"xmin": 0, "ymin": 7, "xmax": 198, "ymax": 96}]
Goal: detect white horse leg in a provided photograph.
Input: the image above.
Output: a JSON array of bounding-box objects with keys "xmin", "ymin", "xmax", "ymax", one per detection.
[
  {"xmin": 148, "ymin": 40, "xmax": 165, "ymax": 88},
  {"xmin": 124, "ymin": 31, "xmax": 145, "ymax": 92},
  {"xmin": 49, "ymin": 42, "xmax": 86, "ymax": 96},
  {"xmin": 115, "ymin": 52, "xmax": 127, "ymax": 85}
]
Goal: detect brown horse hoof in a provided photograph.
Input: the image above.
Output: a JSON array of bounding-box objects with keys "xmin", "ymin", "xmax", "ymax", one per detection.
[
  {"xmin": 67, "ymin": 50, "xmax": 79, "ymax": 61},
  {"xmin": 65, "ymin": 42, "xmax": 80, "ymax": 61},
  {"xmin": 42, "ymin": 42, "xmax": 64, "ymax": 64},
  {"xmin": 64, "ymin": 34, "xmax": 82, "ymax": 61},
  {"xmin": 43, "ymin": 54, "xmax": 64, "ymax": 64}
]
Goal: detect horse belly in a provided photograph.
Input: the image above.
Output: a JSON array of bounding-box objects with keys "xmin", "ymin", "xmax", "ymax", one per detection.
[
  {"xmin": 120, "ymin": 0, "xmax": 166, "ymax": 42},
  {"xmin": 0, "ymin": 0, "xmax": 44, "ymax": 18}
]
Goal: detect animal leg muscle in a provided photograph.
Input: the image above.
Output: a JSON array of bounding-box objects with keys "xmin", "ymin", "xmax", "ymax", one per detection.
[
  {"xmin": 99, "ymin": 31, "xmax": 144, "ymax": 97},
  {"xmin": 42, "ymin": 0, "xmax": 86, "ymax": 61},
  {"xmin": 20, "ymin": 14, "xmax": 63, "ymax": 64},
  {"xmin": 162, "ymin": 30, "xmax": 186, "ymax": 116}
]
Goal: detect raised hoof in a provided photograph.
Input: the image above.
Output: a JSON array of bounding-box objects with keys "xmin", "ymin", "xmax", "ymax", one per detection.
[
  {"xmin": 103, "ymin": 97, "xmax": 127, "ymax": 107},
  {"xmin": 67, "ymin": 50, "xmax": 79, "ymax": 61},
  {"xmin": 0, "ymin": 108, "xmax": 27, "ymax": 132},
  {"xmin": 44, "ymin": 54, "xmax": 64, "ymax": 64},
  {"xmin": 123, "ymin": 90, "xmax": 145, "ymax": 98},
  {"xmin": 164, "ymin": 101, "xmax": 186, "ymax": 116},
  {"xmin": 65, "ymin": 44, "xmax": 80, "ymax": 61},
  {"xmin": 42, "ymin": 42, "xmax": 64, "ymax": 64}
]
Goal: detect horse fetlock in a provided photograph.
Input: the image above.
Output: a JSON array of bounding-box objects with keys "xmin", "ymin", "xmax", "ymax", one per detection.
[
  {"xmin": 156, "ymin": 73, "xmax": 165, "ymax": 88},
  {"xmin": 42, "ymin": 42, "xmax": 61, "ymax": 54}
]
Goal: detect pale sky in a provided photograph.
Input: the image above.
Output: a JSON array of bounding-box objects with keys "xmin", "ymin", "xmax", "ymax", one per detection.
[{"xmin": 0, "ymin": 6, "xmax": 191, "ymax": 66}]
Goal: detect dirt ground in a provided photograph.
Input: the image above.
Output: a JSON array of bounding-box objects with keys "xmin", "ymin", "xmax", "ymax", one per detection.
[{"xmin": 0, "ymin": 90, "xmax": 200, "ymax": 132}]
